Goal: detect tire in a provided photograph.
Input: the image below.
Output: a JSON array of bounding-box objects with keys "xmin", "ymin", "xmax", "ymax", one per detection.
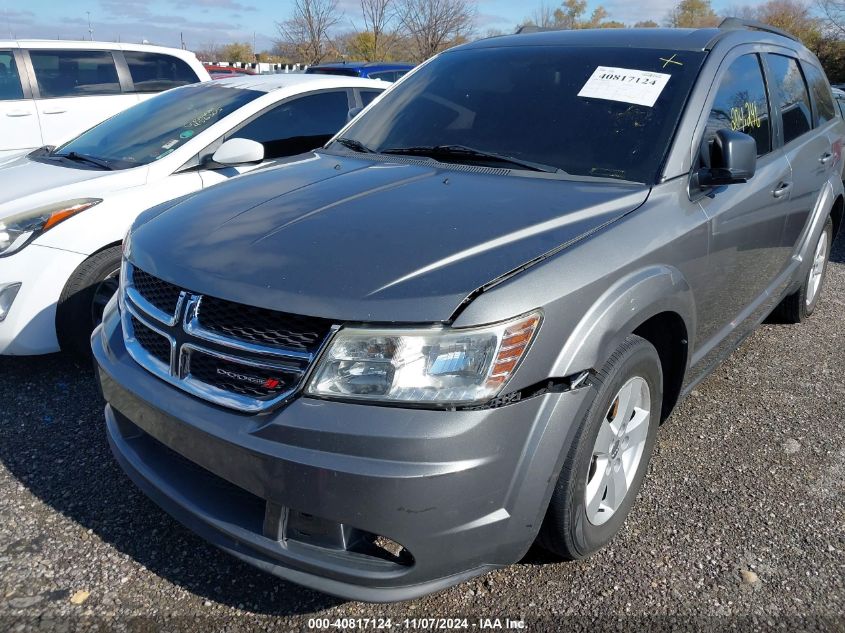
[
  {"xmin": 56, "ymin": 245, "xmax": 122, "ymax": 357},
  {"xmin": 538, "ymin": 334, "xmax": 662, "ymax": 560},
  {"xmin": 772, "ymin": 217, "xmax": 833, "ymax": 324}
]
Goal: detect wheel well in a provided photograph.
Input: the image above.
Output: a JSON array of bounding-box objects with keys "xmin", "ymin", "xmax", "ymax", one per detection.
[
  {"xmin": 633, "ymin": 312, "xmax": 688, "ymax": 422},
  {"xmin": 830, "ymin": 194, "xmax": 843, "ymax": 239}
]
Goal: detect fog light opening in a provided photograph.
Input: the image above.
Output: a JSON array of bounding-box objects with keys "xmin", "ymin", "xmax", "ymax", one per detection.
[{"xmin": 0, "ymin": 283, "xmax": 22, "ymax": 322}]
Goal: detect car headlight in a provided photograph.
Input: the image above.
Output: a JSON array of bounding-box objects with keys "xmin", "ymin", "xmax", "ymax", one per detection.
[
  {"xmin": 0, "ymin": 198, "xmax": 102, "ymax": 257},
  {"xmin": 306, "ymin": 311, "xmax": 542, "ymax": 405}
]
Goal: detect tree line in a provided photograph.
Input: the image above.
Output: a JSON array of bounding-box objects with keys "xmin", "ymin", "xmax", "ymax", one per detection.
[{"xmin": 197, "ymin": 0, "xmax": 845, "ymax": 81}]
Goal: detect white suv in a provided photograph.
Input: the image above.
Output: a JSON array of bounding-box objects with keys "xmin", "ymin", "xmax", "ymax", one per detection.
[{"xmin": 0, "ymin": 41, "xmax": 209, "ymax": 159}]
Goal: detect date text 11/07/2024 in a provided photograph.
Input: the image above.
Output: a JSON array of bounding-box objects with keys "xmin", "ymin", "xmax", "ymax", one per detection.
[{"xmin": 306, "ymin": 618, "xmax": 528, "ymax": 630}]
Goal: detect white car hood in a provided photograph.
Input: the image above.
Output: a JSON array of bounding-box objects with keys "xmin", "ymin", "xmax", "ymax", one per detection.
[{"xmin": 0, "ymin": 156, "xmax": 147, "ymax": 219}]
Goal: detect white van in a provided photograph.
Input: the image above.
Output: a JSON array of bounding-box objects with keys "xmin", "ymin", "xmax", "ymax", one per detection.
[{"xmin": 0, "ymin": 41, "xmax": 210, "ymax": 159}]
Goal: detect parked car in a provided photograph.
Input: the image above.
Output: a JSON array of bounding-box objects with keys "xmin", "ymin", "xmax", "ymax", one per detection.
[
  {"xmin": 0, "ymin": 41, "xmax": 210, "ymax": 159},
  {"xmin": 306, "ymin": 61, "xmax": 414, "ymax": 82},
  {"xmin": 94, "ymin": 20, "xmax": 842, "ymax": 601},
  {"xmin": 204, "ymin": 64, "xmax": 256, "ymax": 80},
  {"xmin": 0, "ymin": 74, "xmax": 385, "ymax": 355}
]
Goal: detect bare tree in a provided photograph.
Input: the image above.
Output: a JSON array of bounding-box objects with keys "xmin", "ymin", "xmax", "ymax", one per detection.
[
  {"xmin": 819, "ymin": 0, "xmax": 845, "ymax": 37},
  {"xmin": 398, "ymin": 0, "xmax": 475, "ymax": 62},
  {"xmin": 360, "ymin": 0, "xmax": 397, "ymax": 59},
  {"xmin": 276, "ymin": 0, "xmax": 343, "ymax": 65},
  {"xmin": 530, "ymin": 2, "xmax": 556, "ymax": 28}
]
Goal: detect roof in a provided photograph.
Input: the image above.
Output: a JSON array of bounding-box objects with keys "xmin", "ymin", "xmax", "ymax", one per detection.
[
  {"xmin": 0, "ymin": 39, "xmax": 198, "ymax": 58},
  {"xmin": 457, "ymin": 24, "xmax": 800, "ymax": 53},
  {"xmin": 309, "ymin": 61, "xmax": 414, "ymax": 69},
  {"xmin": 211, "ymin": 73, "xmax": 388, "ymax": 93}
]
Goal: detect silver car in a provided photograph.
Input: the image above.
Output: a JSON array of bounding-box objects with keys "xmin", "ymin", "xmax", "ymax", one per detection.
[{"xmin": 94, "ymin": 19, "xmax": 842, "ymax": 601}]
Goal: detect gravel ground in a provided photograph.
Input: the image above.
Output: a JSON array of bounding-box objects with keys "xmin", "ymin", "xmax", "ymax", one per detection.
[{"xmin": 1, "ymin": 232, "xmax": 844, "ymax": 632}]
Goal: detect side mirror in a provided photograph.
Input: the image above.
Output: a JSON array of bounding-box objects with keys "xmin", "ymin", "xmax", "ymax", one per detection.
[
  {"xmin": 211, "ymin": 138, "xmax": 265, "ymax": 167},
  {"xmin": 693, "ymin": 128, "xmax": 756, "ymax": 188},
  {"xmin": 347, "ymin": 107, "xmax": 363, "ymax": 122}
]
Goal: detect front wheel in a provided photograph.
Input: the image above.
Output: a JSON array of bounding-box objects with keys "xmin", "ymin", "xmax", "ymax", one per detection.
[
  {"xmin": 538, "ymin": 334, "xmax": 662, "ymax": 559},
  {"xmin": 56, "ymin": 245, "xmax": 122, "ymax": 357}
]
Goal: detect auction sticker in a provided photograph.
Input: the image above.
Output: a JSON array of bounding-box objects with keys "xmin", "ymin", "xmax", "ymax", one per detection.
[{"xmin": 578, "ymin": 66, "xmax": 671, "ymax": 107}]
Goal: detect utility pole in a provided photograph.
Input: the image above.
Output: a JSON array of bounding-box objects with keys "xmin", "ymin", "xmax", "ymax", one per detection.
[{"xmin": 86, "ymin": 11, "xmax": 94, "ymax": 41}]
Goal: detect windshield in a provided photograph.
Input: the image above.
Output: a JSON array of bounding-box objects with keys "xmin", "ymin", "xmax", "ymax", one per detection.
[
  {"xmin": 52, "ymin": 83, "xmax": 263, "ymax": 169},
  {"xmin": 331, "ymin": 46, "xmax": 706, "ymax": 183}
]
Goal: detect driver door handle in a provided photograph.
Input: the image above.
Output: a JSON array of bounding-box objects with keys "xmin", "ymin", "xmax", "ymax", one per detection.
[
  {"xmin": 41, "ymin": 108, "xmax": 67, "ymax": 115},
  {"xmin": 6, "ymin": 110, "xmax": 32, "ymax": 117},
  {"xmin": 819, "ymin": 152, "xmax": 834, "ymax": 165},
  {"xmin": 773, "ymin": 182, "xmax": 792, "ymax": 199}
]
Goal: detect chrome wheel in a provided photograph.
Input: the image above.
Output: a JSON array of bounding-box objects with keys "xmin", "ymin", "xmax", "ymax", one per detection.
[
  {"xmin": 806, "ymin": 230, "xmax": 828, "ymax": 307},
  {"xmin": 585, "ymin": 376, "xmax": 651, "ymax": 526}
]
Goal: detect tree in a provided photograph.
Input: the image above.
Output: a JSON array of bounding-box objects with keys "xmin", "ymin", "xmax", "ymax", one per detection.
[
  {"xmin": 634, "ymin": 19, "xmax": 659, "ymax": 27},
  {"xmin": 195, "ymin": 41, "xmax": 221, "ymax": 62},
  {"xmin": 819, "ymin": 0, "xmax": 845, "ymax": 38},
  {"xmin": 667, "ymin": 0, "xmax": 720, "ymax": 27},
  {"xmin": 276, "ymin": 0, "xmax": 343, "ymax": 65},
  {"xmin": 360, "ymin": 0, "xmax": 397, "ymax": 60},
  {"xmin": 530, "ymin": 2, "xmax": 557, "ymax": 28},
  {"xmin": 553, "ymin": 0, "xmax": 588, "ymax": 29},
  {"xmin": 219, "ymin": 42, "xmax": 253, "ymax": 63},
  {"xmin": 524, "ymin": 1, "xmax": 618, "ymax": 30},
  {"xmin": 397, "ymin": 0, "xmax": 475, "ymax": 61}
]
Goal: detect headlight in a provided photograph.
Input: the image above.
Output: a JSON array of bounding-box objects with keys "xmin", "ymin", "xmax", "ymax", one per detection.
[
  {"xmin": 0, "ymin": 198, "xmax": 102, "ymax": 257},
  {"xmin": 306, "ymin": 311, "xmax": 542, "ymax": 405}
]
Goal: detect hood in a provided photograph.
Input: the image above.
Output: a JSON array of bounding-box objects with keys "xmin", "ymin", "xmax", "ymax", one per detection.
[
  {"xmin": 0, "ymin": 156, "xmax": 145, "ymax": 219},
  {"xmin": 131, "ymin": 153, "xmax": 649, "ymax": 323}
]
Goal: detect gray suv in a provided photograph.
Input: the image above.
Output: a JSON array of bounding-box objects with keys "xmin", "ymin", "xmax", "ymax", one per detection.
[{"xmin": 93, "ymin": 20, "xmax": 843, "ymax": 602}]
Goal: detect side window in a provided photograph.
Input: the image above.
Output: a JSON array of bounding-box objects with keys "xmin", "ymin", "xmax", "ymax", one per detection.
[
  {"xmin": 360, "ymin": 90, "xmax": 382, "ymax": 107},
  {"xmin": 369, "ymin": 71, "xmax": 396, "ymax": 82},
  {"xmin": 766, "ymin": 54, "xmax": 812, "ymax": 144},
  {"xmin": 704, "ymin": 54, "xmax": 772, "ymax": 158},
  {"xmin": 30, "ymin": 50, "xmax": 121, "ymax": 98},
  {"xmin": 0, "ymin": 51, "xmax": 24, "ymax": 101},
  {"xmin": 124, "ymin": 52, "xmax": 200, "ymax": 93},
  {"xmin": 801, "ymin": 62, "xmax": 836, "ymax": 126},
  {"xmin": 234, "ymin": 90, "xmax": 350, "ymax": 159}
]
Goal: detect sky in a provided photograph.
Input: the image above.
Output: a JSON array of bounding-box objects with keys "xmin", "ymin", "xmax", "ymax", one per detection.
[{"xmin": 3, "ymin": 0, "xmax": 739, "ymax": 53}]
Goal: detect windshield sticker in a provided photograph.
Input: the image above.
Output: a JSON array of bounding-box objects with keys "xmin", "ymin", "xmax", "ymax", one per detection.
[
  {"xmin": 161, "ymin": 139, "xmax": 180, "ymax": 150},
  {"xmin": 186, "ymin": 107, "xmax": 222, "ymax": 129},
  {"xmin": 659, "ymin": 54, "xmax": 683, "ymax": 68},
  {"xmin": 155, "ymin": 148, "xmax": 176, "ymax": 161},
  {"xmin": 180, "ymin": 130, "xmax": 195, "ymax": 139},
  {"xmin": 578, "ymin": 66, "xmax": 671, "ymax": 108}
]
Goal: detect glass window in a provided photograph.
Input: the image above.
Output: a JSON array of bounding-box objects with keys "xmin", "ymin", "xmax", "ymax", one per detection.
[
  {"xmin": 360, "ymin": 90, "xmax": 382, "ymax": 106},
  {"xmin": 801, "ymin": 62, "xmax": 836, "ymax": 126},
  {"xmin": 334, "ymin": 46, "xmax": 707, "ymax": 184},
  {"xmin": 766, "ymin": 54, "xmax": 812, "ymax": 144},
  {"xmin": 369, "ymin": 71, "xmax": 397, "ymax": 82},
  {"xmin": 30, "ymin": 50, "xmax": 121, "ymax": 98},
  {"xmin": 704, "ymin": 54, "xmax": 772, "ymax": 157},
  {"xmin": 234, "ymin": 90, "xmax": 350, "ymax": 159},
  {"xmin": 48, "ymin": 83, "xmax": 261, "ymax": 169},
  {"xmin": 0, "ymin": 51, "xmax": 24, "ymax": 101},
  {"xmin": 124, "ymin": 52, "xmax": 199, "ymax": 93},
  {"xmin": 305, "ymin": 67, "xmax": 360, "ymax": 77}
]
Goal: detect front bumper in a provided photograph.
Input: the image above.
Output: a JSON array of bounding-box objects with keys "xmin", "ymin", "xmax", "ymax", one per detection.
[
  {"xmin": 0, "ymin": 244, "xmax": 87, "ymax": 355},
  {"xmin": 94, "ymin": 301, "xmax": 593, "ymax": 602}
]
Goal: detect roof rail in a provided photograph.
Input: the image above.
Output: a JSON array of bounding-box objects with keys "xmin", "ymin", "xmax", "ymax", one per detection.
[{"xmin": 718, "ymin": 17, "xmax": 798, "ymax": 42}]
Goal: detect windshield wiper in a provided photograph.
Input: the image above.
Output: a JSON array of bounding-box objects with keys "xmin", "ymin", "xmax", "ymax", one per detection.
[
  {"xmin": 54, "ymin": 151, "xmax": 114, "ymax": 170},
  {"xmin": 381, "ymin": 145, "xmax": 562, "ymax": 174},
  {"xmin": 333, "ymin": 137, "xmax": 374, "ymax": 153}
]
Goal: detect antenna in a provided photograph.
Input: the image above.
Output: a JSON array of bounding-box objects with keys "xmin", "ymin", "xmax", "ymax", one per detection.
[{"xmin": 86, "ymin": 11, "xmax": 94, "ymax": 41}]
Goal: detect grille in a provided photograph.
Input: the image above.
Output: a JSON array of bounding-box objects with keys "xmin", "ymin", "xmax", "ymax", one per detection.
[
  {"xmin": 132, "ymin": 267, "xmax": 182, "ymax": 316},
  {"xmin": 188, "ymin": 352, "xmax": 299, "ymax": 400},
  {"xmin": 197, "ymin": 296, "xmax": 333, "ymax": 352},
  {"xmin": 130, "ymin": 316, "xmax": 171, "ymax": 366}
]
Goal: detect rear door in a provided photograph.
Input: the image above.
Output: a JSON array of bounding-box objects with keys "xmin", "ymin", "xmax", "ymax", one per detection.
[
  {"xmin": 27, "ymin": 48, "xmax": 137, "ymax": 146},
  {"xmin": 0, "ymin": 49, "xmax": 42, "ymax": 154},
  {"xmin": 768, "ymin": 54, "xmax": 839, "ymax": 249}
]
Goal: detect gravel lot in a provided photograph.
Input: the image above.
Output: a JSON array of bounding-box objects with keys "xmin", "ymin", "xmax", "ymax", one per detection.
[{"xmin": 1, "ymin": 232, "xmax": 843, "ymax": 632}]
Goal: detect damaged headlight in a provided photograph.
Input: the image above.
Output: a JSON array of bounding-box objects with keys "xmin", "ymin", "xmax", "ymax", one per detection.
[{"xmin": 306, "ymin": 311, "xmax": 541, "ymax": 405}]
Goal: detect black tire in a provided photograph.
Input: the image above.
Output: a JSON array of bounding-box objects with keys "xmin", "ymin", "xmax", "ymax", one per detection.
[
  {"xmin": 538, "ymin": 334, "xmax": 662, "ymax": 560},
  {"xmin": 772, "ymin": 217, "xmax": 833, "ymax": 324},
  {"xmin": 56, "ymin": 245, "xmax": 122, "ymax": 357}
]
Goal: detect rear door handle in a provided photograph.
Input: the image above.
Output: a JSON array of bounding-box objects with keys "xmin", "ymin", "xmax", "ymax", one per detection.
[
  {"xmin": 819, "ymin": 152, "xmax": 834, "ymax": 165},
  {"xmin": 6, "ymin": 110, "xmax": 33, "ymax": 117},
  {"xmin": 773, "ymin": 182, "xmax": 792, "ymax": 198},
  {"xmin": 41, "ymin": 108, "xmax": 67, "ymax": 115}
]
